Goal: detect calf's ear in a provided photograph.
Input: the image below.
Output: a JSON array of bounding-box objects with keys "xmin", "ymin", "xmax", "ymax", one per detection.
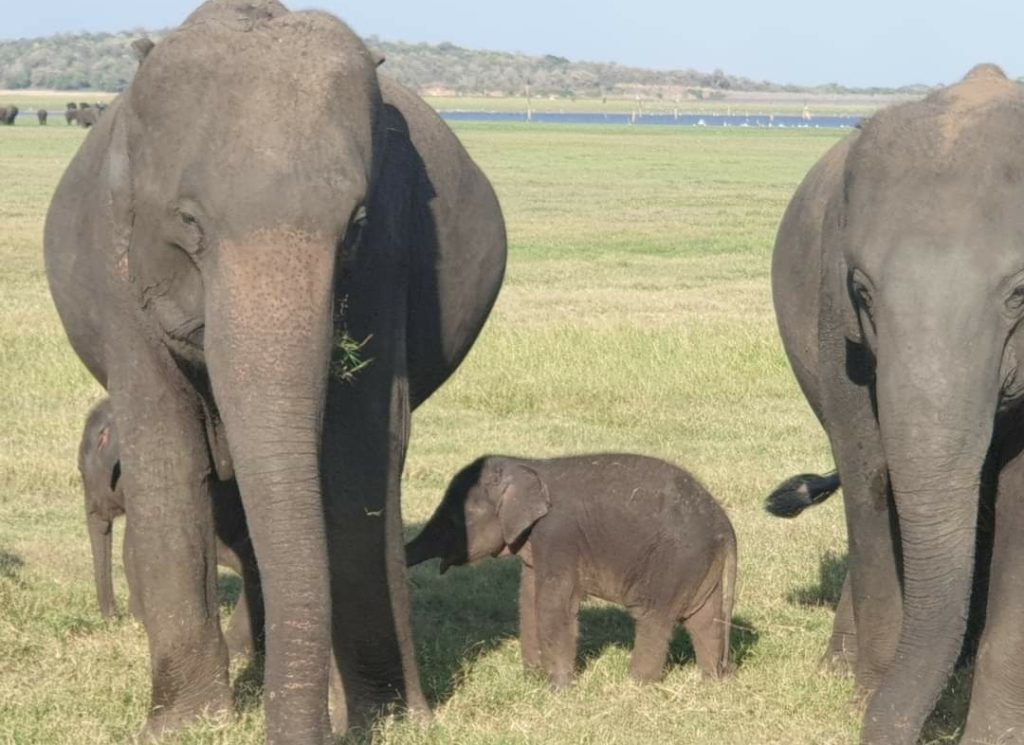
[{"xmin": 496, "ymin": 464, "xmax": 550, "ymax": 545}]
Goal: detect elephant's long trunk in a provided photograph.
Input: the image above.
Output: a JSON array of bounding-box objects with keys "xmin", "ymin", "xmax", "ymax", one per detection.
[
  {"xmin": 860, "ymin": 307, "xmax": 999, "ymax": 744},
  {"xmin": 87, "ymin": 513, "xmax": 116, "ymax": 618},
  {"xmin": 205, "ymin": 231, "xmax": 338, "ymax": 745},
  {"xmin": 405, "ymin": 528, "xmax": 438, "ymax": 567}
]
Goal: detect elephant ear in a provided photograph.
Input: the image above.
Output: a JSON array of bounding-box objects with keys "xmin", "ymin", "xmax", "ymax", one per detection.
[
  {"xmin": 495, "ymin": 463, "xmax": 550, "ymax": 546},
  {"xmin": 103, "ymin": 102, "xmax": 135, "ymax": 284},
  {"xmin": 131, "ymin": 38, "xmax": 154, "ymax": 63}
]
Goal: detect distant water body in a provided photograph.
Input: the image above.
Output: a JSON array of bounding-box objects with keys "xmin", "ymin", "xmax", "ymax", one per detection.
[
  {"xmin": 440, "ymin": 111, "xmax": 861, "ymax": 129},
  {"xmin": 12, "ymin": 110, "xmax": 860, "ymax": 129}
]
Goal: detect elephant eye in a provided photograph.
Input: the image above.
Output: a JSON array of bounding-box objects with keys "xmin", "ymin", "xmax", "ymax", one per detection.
[
  {"xmin": 173, "ymin": 208, "xmax": 205, "ymax": 256},
  {"xmin": 1008, "ymin": 285, "xmax": 1024, "ymax": 314},
  {"xmin": 850, "ymin": 270, "xmax": 874, "ymax": 317}
]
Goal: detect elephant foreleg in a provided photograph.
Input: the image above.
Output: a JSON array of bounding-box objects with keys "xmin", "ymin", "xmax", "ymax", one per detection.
[
  {"xmin": 819, "ymin": 303, "xmax": 902, "ymax": 696},
  {"xmin": 322, "ymin": 343, "xmax": 427, "ymax": 733},
  {"xmin": 111, "ymin": 353, "xmax": 231, "ymax": 737},
  {"xmin": 213, "ymin": 482, "xmax": 264, "ymax": 659},
  {"xmin": 532, "ymin": 553, "xmax": 580, "ymax": 690},
  {"xmin": 218, "ymin": 535, "xmax": 264, "ymax": 659},
  {"xmin": 962, "ymin": 438, "xmax": 1024, "ymax": 744},
  {"xmin": 518, "ymin": 563, "xmax": 542, "ymax": 671},
  {"xmin": 822, "ymin": 572, "xmax": 858, "ymax": 675},
  {"xmin": 122, "ymin": 525, "xmax": 144, "ymax": 621}
]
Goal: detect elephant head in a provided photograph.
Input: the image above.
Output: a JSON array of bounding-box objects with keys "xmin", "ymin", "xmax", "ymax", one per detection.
[
  {"xmin": 828, "ymin": 64, "xmax": 1024, "ymax": 739},
  {"xmin": 406, "ymin": 457, "xmax": 551, "ymax": 572}
]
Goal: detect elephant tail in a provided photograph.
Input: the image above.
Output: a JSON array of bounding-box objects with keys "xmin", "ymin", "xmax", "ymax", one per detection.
[
  {"xmin": 764, "ymin": 471, "xmax": 840, "ymax": 518},
  {"xmin": 719, "ymin": 532, "xmax": 737, "ymax": 675}
]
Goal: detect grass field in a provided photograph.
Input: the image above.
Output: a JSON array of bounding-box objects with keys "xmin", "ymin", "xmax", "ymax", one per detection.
[{"xmin": 0, "ymin": 119, "xmax": 965, "ymax": 743}]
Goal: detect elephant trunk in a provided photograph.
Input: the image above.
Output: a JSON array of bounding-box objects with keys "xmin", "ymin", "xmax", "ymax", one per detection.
[
  {"xmin": 87, "ymin": 513, "xmax": 116, "ymax": 618},
  {"xmin": 861, "ymin": 311, "xmax": 999, "ymax": 744},
  {"xmin": 205, "ymin": 231, "xmax": 338, "ymax": 745},
  {"xmin": 405, "ymin": 521, "xmax": 444, "ymax": 567}
]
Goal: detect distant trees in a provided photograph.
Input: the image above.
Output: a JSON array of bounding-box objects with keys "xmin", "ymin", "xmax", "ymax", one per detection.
[
  {"xmin": 0, "ymin": 28, "xmax": 954, "ymax": 97},
  {"xmin": 0, "ymin": 30, "xmax": 157, "ymax": 90}
]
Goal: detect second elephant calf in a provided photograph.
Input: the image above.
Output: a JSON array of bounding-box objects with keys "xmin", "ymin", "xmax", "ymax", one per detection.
[
  {"xmin": 406, "ymin": 453, "xmax": 737, "ymax": 687},
  {"xmin": 78, "ymin": 398, "xmax": 263, "ymax": 657}
]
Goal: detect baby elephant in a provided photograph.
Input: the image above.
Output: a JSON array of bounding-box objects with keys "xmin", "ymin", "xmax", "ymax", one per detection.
[
  {"xmin": 406, "ymin": 454, "xmax": 737, "ymax": 687},
  {"xmin": 79, "ymin": 398, "xmax": 263, "ymax": 657}
]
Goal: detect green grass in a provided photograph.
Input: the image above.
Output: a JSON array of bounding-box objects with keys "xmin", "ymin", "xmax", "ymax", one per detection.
[{"xmin": 0, "ymin": 120, "xmax": 962, "ymax": 743}]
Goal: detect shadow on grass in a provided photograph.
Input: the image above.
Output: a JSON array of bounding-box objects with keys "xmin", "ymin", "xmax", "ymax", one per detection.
[
  {"xmin": 578, "ymin": 606, "xmax": 760, "ymax": 671},
  {"xmin": 409, "ymin": 555, "xmax": 521, "ymax": 704},
  {"xmin": 0, "ymin": 550, "xmax": 24, "ymax": 581},
  {"xmin": 781, "ymin": 551, "xmax": 973, "ymax": 741},
  {"xmin": 410, "ymin": 551, "xmax": 761, "ymax": 704},
  {"xmin": 787, "ymin": 550, "xmax": 846, "ymax": 609}
]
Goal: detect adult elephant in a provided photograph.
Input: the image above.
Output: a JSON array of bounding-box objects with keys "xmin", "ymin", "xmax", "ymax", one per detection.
[
  {"xmin": 77, "ymin": 107, "xmax": 99, "ymax": 128},
  {"xmin": 65, "ymin": 103, "xmax": 77, "ymax": 125},
  {"xmin": 772, "ymin": 64, "xmax": 1024, "ymax": 744},
  {"xmin": 43, "ymin": 1, "xmax": 506, "ymax": 743},
  {"xmin": 0, "ymin": 105, "xmax": 17, "ymax": 125}
]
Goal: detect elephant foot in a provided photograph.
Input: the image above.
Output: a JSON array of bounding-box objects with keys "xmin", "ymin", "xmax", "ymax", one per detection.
[
  {"xmin": 547, "ymin": 671, "xmax": 575, "ymax": 692},
  {"xmin": 138, "ymin": 697, "xmax": 232, "ymax": 742},
  {"xmin": 849, "ymin": 683, "xmax": 876, "ymax": 717},
  {"xmin": 820, "ymin": 628, "xmax": 857, "ymax": 677},
  {"xmin": 139, "ymin": 669, "xmax": 233, "ymax": 742},
  {"xmin": 820, "ymin": 648, "xmax": 855, "ymax": 677},
  {"xmin": 407, "ymin": 701, "xmax": 433, "ymax": 727}
]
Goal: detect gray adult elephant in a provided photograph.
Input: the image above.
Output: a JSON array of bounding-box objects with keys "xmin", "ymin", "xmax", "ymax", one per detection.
[
  {"xmin": 43, "ymin": 1, "xmax": 506, "ymax": 743},
  {"xmin": 772, "ymin": 64, "xmax": 1024, "ymax": 744},
  {"xmin": 76, "ymin": 107, "xmax": 99, "ymax": 128},
  {"xmin": 0, "ymin": 105, "xmax": 17, "ymax": 125}
]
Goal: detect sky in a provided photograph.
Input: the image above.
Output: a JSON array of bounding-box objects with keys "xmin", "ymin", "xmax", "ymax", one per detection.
[{"xmin": 5, "ymin": 1, "xmax": 1023, "ymax": 88}]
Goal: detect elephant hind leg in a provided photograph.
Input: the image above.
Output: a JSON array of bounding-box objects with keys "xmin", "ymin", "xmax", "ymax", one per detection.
[
  {"xmin": 682, "ymin": 582, "xmax": 730, "ymax": 680},
  {"xmin": 629, "ymin": 614, "xmax": 673, "ymax": 683}
]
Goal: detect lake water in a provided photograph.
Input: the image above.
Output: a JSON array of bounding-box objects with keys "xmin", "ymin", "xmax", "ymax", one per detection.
[
  {"xmin": 11, "ymin": 109, "xmax": 861, "ymax": 130},
  {"xmin": 440, "ymin": 111, "xmax": 861, "ymax": 129}
]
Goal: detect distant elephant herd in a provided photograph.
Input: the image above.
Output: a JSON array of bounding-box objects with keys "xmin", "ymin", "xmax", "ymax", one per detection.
[
  {"xmin": 0, "ymin": 101, "xmax": 108, "ymax": 126},
  {"xmin": 21, "ymin": 0, "xmax": 1024, "ymax": 743}
]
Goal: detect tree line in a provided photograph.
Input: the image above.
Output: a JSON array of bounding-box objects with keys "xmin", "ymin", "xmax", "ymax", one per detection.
[{"xmin": 0, "ymin": 28, "xmax": 1003, "ymax": 97}]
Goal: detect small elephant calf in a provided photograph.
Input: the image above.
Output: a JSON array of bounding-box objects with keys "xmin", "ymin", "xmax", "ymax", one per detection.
[
  {"xmin": 406, "ymin": 454, "xmax": 737, "ymax": 687},
  {"xmin": 79, "ymin": 398, "xmax": 263, "ymax": 657}
]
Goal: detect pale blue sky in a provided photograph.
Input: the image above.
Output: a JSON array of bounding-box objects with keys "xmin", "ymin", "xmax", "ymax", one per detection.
[{"xmin": 5, "ymin": 1, "xmax": 1023, "ymax": 88}]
